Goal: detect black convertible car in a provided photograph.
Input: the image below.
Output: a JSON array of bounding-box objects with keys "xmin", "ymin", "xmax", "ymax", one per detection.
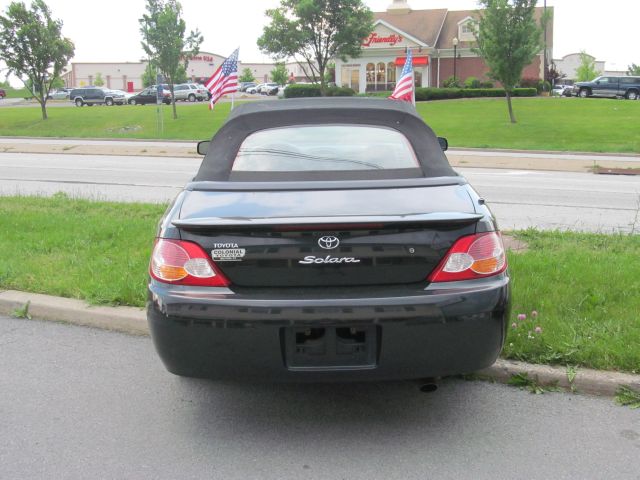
[{"xmin": 147, "ymin": 98, "xmax": 510, "ymax": 381}]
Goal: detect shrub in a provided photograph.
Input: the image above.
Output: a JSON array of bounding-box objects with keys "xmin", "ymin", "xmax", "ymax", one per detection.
[
  {"xmin": 284, "ymin": 84, "xmax": 322, "ymax": 98},
  {"xmin": 442, "ymin": 76, "xmax": 461, "ymax": 88},
  {"xmin": 464, "ymin": 76, "xmax": 481, "ymax": 89},
  {"xmin": 325, "ymin": 86, "xmax": 356, "ymax": 97},
  {"xmin": 537, "ymin": 80, "xmax": 552, "ymax": 93},
  {"xmin": 414, "ymin": 87, "xmax": 536, "ymax": 101},
  {"xmin": 480, "ymin": 80, "xmax": 495, "ymax": 88},
  {"xmin": 283, "ymin": 84, "xmax": 355, "ymax": 98}
]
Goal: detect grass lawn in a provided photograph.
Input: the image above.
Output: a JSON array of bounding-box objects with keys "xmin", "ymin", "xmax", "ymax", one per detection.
[
  {"xmin": 1, "ymin": 196, "xmax": 639, "ymax": 373},
  {"xmin": 0, "ymin": 97, "xmax": 639, "ymax": 153},
  {"xmin": 1, "ymin": 87, "xmax": 31, "ymax": 99}
]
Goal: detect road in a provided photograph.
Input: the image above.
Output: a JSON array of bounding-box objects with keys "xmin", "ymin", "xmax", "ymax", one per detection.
[
  {"xmin": 1, "ymin": 151, "xmax": 639, "ymax": 232},
  {"xmin": 0, "ymin": 315, "xmax": 638, "ymax": 480}
]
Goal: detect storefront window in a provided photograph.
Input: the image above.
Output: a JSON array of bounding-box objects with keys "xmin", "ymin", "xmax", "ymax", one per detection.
[
  {"xmin": 387, "ymin": 62, "xmax": 396, "ymax": 90},
  {"xmin": 366, "ymin": 63, "xmax": 375, "ymax": 90},
  {"xmin": 414, "ymin": 69, "xmax": 422, "ymax": 88},
  {"xmin": 376, "ymin": 62, "xmax": 386, "ymax": 90},
  {"xmin": 341, "ymin": 68, "xmax": 351, "ymax": 88}
]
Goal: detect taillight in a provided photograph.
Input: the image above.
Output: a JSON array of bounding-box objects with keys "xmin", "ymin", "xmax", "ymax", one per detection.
[
  {"xmin": 150, "ymin": 239, "xmax": 229, "ymax": 287},
  {"xmin": 428, "ymin": 232, "xmax": 506, "ymax": 282}
]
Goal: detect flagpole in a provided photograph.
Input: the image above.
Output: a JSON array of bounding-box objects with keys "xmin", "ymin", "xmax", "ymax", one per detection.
[
  {"xmin": 231, "ymin": 91, "xmax": 234, "ymax": 111},
  {"xmin": 411, "ymin": 56, "xmax": 416, "ymax": 106}
]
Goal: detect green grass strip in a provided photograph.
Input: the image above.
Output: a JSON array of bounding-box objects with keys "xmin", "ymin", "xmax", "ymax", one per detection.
[
  {"xmin": 1, "ymin": 196, "xmax": 639, "ymax": 373},
  {"xmin": 0, "ymin": 97, "xmax": 639, "ymax": 153}
]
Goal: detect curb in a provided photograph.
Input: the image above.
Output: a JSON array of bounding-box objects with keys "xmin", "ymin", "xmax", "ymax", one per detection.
[{"xmin": 1, "ymin": 289, "xmax": 639, "ymax": 396}]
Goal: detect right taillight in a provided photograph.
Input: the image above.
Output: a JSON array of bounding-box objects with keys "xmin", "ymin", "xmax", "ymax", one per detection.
[
  {"xmin": 428, "ymin": 232, "xmax": 507, "ymax": 282},
  {"xmin": 150, "ymin": 238, "xmax": 230, "ymax": 287}
]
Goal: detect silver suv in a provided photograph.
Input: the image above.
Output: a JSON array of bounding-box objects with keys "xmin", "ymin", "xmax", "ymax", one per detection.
[{"xmin": 172, "ymin": 83, "xmax": 208, "ymax": 102}]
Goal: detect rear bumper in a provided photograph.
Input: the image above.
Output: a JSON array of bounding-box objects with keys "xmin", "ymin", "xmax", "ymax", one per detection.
[{"xmin": 147, "ymin": 275, "xmax": 510, "ymax": 381}]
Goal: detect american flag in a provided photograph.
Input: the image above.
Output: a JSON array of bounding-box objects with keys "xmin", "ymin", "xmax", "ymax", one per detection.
[
  {"xmin": 389, "ymin": 48, "xmax": 414, "ymax": 104},
  {"xmin": 205, "ymin": 48, "xmax": 239, "ymax": 109}
]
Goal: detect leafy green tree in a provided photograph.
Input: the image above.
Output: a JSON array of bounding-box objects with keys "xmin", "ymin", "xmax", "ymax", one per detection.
[
  {"xmin": 473, "ymin": 0, "xmax": 542, "ymax": 123},
  {"xmin": 270, "ymin": 62, "xmax": 288, "ymax": 85},
  {"xmin": 139, "ymin": 0, "xmax": 203, "ymax": 119},
  {"xmin": 627, "ymin": 63, "xmax": 640, "ymax": 76},
  {"xmin": 575, "ymin": 51, "xmax": 599, "ymax": 82},
  {"xmin": 239, "ymin": 67, "xmax": 255, "ymax": 83},
  {"xmin": 258, "ymin": 0, "xmax": 373, "ymax": 95},
  {"xmin": 142, "ymin": 62, "xmax": 158, "ymax": 87},
  {"xmin": 0, "ymin": 0, "xmax": 74, "ymax": 120},
  {"xmin": 93, "ymin": 72, "xmax": 104, "ymax": 86}
]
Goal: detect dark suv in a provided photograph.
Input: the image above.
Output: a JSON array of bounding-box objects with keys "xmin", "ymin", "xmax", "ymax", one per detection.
[
  {"xmin": 69, "ymin": 87, "xmax": 126, "ymax": 106},
  {"xmin": 573, "ymin": 76, "xmax": 640, "ymax": 100}
]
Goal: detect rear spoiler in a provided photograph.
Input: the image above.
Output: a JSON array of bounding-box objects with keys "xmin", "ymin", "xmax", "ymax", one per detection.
[{"xmin": 173, "ymin": 212, "xmax": 483, "ymax": 231}]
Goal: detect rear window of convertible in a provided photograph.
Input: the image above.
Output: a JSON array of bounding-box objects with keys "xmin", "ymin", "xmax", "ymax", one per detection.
[{"xmin": 232, "ymin": 125, "xmax": 419, "ymax": 172}]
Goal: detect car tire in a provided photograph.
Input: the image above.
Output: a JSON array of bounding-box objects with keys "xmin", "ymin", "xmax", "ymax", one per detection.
[
  {"xmin": 129, "ymin": 99, "xmax": 137, "ymax": 105},
  {"xmin": 75, "ymin": 98, "xmax": 84, "ymax": 107},
  {"xmin": 105, "ymin": 98, "xmax": 114, "ymax": 106},
  {"xmin": 626, "ymin": 90, "xmax": 639, "ymax": 100},
  {"xmin": 579, "ymin": 88, "xmax": 590, "ymax": 98},
  {"xmin": 87, "ymin": 103, "xmax": 93, "ymax": 107},
  {"xmin": 188, "ymin": 93, "xmax": 196, "ymax": 102}
]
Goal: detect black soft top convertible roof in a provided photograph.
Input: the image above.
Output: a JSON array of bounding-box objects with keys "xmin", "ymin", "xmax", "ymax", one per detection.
[{"xmin": 194, "ymin": 97, "xmax": 456, "ymax": 182}]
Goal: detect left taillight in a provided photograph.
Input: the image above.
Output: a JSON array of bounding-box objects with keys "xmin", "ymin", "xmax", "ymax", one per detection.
[
  {"xmin": 150, "ymin": 238, "xmax": 229, "ymax": 287},
  {"xmin": 428, "ymin": 232, "xmax": 507, "ymax": 282}
]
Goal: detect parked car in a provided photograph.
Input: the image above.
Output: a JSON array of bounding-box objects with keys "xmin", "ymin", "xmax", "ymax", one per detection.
[
  {"xmin": 146, "ymin": 98, "xmax": 511, "ymax": 381},
  {"xmin": 259, "ymin": 82, "xmax": 279, "ymax": 95},
  {"xmin": 128, "ymin": 86, "xmax": 172, "ymax": 105},
  {"xmin": 246, "ymin": 83, "xmax": 264, "ymax": 94},
  {"xmin": 0, "ymin": 88, "xmax": 5, "ymax": 98},
  {"xmin": 552, "ymin": 84, "xmax": 571, "ymax": 97},
  {"xmin": 173, "ymin": 83, "xmax": 208, "ymax": 102},
  {"xmin": 48, "ymin": 88, "xmax": 72, "ymax": 100},
  {"xmin": 239, "ymin": 82, "xmax": 256, "ymax": 92},
  {"xmin": 197, "ymin": 84, "xmax": 212, "ymax": 100},
  {"xmin": 264, "ymin": 84, "xmax": 282, "ymax": 96},
  {"xmin": 106, "ymin": 89, "xmax": 134, "ymax": 101},
  {"xmin": 69, "ymin": 87, "xmax": 127, "ymax": 106},
  {"xmin": 572, "ymin": 76, "xmax": 640, "ymax": 100}
]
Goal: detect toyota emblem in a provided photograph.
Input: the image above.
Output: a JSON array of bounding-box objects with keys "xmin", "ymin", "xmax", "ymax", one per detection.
[{"xmin": 318, "ymin": 235, "xmax": 340, "ymax": 250}]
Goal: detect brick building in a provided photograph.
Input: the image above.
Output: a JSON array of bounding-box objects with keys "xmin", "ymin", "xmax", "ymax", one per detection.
[{"xmin": 335, "ymin": 0, "xmax": 553, "ymax": 93}]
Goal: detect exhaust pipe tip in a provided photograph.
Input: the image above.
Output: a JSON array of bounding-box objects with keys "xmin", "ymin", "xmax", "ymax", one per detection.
[{"xmin": 418, "ymin": 378, "xmax": 438, "ymax": 393}]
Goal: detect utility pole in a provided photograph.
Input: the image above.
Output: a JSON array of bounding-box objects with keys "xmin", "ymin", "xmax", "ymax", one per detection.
[{"xmin": 543, "ymin": 0, "xmax": 548, "ymax": 87}]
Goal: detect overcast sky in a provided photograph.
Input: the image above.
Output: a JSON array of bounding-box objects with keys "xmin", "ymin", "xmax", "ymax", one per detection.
[{"xmin": 1, "ymin": 0, "xmax": 637, "ymax": 84}]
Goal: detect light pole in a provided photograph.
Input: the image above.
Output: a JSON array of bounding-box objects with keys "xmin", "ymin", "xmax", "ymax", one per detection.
[{"xmin": 452, "ymin": 37, "xmax": 459, "ymax": 83}]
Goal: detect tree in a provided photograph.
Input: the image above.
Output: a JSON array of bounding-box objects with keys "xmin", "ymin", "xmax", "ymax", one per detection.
[
  {"xmin": 94, "ymin": 72, "xmax": 104, "ymax": 86},
  {"xmin": 258, "ymin": 0, "xmax": 373, "ymax": 95},
  {"xmin": 473, "ymin": 0, "xmax": 542, "ymax": 123},
  {"xmin": 575, "ymin": 51, "xmax": 599, "ymax": 82},
  {"xmin": 139, "ymin": 0, "xmax": 203, "ymax": 119},
  {"xmin": 0, "ymin": 0, "xmax": 74, "ymax": 120},
  {"xmin": 547, "ymin": 64, "xmax": 565, "ymax": 86},
  {"xmin": 627, "ymin": 63, "xmax": 640, "ymax": 76},
  {"xmin": 270, "ymin": 62, "xmax": 288, "ymax": 85},
  {"xmin": 239, "ymin": 67, "xmax": 255, "ymax": 83},
  {"xmin": 142, "ymin": 62, "xmax": 158, "ymax": 87}
]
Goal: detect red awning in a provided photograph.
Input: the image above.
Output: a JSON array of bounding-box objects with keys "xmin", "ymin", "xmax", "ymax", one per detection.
[{"xmin": 395, "ymin": 56, "xmax": 429, "ymax": 67}]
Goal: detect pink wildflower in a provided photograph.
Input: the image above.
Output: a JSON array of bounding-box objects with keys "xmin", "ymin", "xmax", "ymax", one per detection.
[
  {"xmin": 511, "ymin": 322, "xmax": 518, "ymax": 329},
  {"xmin": 531, "ymin": 310, "xmax": 539, "ymax": 318},
  {"xmin": 535, "ymin": 326, "xmax": 543, "ymax": 334},
  {"xmin": 517, "ymin": 313, "xmax": 526, "ymax": 321}
]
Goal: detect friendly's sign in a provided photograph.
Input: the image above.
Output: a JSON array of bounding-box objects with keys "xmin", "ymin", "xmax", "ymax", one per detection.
[{"xmin": 362, "ymin": 32, "xmax": 404, "ymax": 47}]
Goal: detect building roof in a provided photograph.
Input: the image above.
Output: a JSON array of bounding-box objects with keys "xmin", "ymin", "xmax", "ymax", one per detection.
[
  {"xmin": 373, "ymin": 9, "xmax": 448, "ymax": 47},
  {"xmin": 373, "ymin": 7, "xmax": 553, "ymax": 50}
]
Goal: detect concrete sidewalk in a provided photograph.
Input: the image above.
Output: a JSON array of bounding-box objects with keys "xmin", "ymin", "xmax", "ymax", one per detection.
[
  {"xmin": 1, "ymin": 288, "xmax": 638, "ymax": 398},
  {"xmin": 1, "ymin": 137, "xmax": 640, "ymax": 172}
]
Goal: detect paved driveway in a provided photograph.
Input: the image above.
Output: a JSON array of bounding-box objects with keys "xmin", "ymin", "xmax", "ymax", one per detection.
[{"xmin": 1, "ymin": 316, "xmax": 638, "ymax": 480}]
